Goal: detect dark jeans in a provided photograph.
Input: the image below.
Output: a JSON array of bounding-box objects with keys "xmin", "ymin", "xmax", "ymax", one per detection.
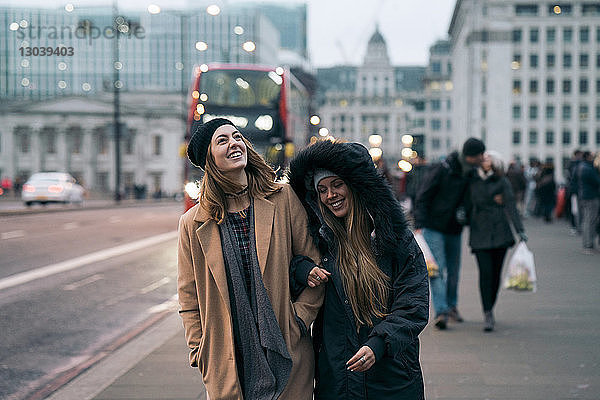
[{"xmin": 474, "ymin": 248, "xmax": 508, "ymax": 312}]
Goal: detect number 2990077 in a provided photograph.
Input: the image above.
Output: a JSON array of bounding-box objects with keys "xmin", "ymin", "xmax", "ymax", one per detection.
[{"xmin": 19, "ymin": 46, "xmax": 74, "ymax": 56}]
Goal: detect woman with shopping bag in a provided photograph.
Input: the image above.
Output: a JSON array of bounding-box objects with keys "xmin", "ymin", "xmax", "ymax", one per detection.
[{"xmin": 466, "ymin": 151, "xmax": 527, "ymax": 332}]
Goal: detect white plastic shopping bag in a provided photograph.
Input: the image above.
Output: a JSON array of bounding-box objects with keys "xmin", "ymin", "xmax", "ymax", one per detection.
[
  {"xmin": 414, "ymin": 231, "xmax": 439, "ymax": 278},
  {"xmin": 504, "ymin": 242, "xmax": 537, "ymax": 292}
]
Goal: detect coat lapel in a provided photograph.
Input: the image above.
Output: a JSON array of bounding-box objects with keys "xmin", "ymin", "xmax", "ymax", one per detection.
[
  {"xmin": 253, "ymin": 196, "xmax": 275, "ymax": 275},
  {"xmin": 196, "ymin": 219, "xmax": 230, "ymax": 311}
]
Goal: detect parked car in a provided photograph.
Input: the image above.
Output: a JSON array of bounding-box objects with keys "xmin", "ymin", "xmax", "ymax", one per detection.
[{"xmin": 21, "ymin": 172, "xmax": 85, "ymax": 206}]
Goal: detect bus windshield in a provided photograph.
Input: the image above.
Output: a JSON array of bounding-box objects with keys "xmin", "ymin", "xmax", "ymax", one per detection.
[{"xmin": 198, "ymin": 69, "xmax": 282, "ymax": 108}]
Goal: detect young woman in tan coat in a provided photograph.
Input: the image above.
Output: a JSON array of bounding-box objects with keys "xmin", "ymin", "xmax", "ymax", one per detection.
[{"xmin": 177, "ymin": 118, "xmax": 324, "ymax": 400}]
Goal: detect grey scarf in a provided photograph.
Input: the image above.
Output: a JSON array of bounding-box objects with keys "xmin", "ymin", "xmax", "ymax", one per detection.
[{"xmin": 219, "ymin": 203, "xmax": 292, "ymax": 400}]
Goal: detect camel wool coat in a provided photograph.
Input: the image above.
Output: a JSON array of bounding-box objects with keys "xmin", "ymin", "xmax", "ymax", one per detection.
[{"xmin": 177, "ymin": 183, "xmax": 324, "ymax": 400}]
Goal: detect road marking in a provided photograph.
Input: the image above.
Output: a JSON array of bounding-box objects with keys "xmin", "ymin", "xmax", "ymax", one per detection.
[
  {"xmin": 109, "ymin": 216, "xmax": 121, "ymax": 223},
  {"xmin": 0, "ymin": 231, "xmax": 177, "ymax": 291},
  {"xmin": 139, "ymin": 277, "xmax": 171, "ymax": 294},
  {"xmin": 63, "ymin": 274, "xmax": 104, "ymax": 291},
  {"xmin": 63, "ymin": 222, "xmax": 79, "ymax": 230},
  {"xmin": 148, "ymin": 294, "xmax": 179, "ymax": 314},
  {"xmin": 1, "ymin": 230, "xmax": 25, "ymax": 240}
]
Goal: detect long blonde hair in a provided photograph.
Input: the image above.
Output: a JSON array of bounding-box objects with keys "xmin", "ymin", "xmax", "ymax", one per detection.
[
  {"xmin": 318, "ymin": 185, "xmax": 389, "ymax": 327},
  {"xmin": 199, "ymin": 136, "xmax": 280, "ymax": 223}
]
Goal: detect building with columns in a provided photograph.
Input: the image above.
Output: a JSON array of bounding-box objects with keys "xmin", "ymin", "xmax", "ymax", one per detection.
[
  {"xmin": 0, "ymin": 92, "xmax": 184, "ymax": 196},
  {"xmin": 315, "ymin": 28, "xmax": 429, "ymax": 165}
]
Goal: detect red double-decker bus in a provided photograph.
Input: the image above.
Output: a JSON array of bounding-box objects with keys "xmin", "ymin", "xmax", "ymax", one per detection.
[{"xmin": 183, "ymin": 63, "xmax": 312, "ymax": 210}]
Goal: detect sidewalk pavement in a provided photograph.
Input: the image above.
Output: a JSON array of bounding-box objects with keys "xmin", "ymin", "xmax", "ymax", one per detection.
[{"xmin": 49, "ymin": 217, "xmax": 599, "ymax": 400}]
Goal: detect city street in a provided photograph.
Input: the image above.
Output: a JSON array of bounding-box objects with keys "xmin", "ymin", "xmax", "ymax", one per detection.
[
  {"xmin": 0, "ymin": 203, "xmax": 182, "ymax": 400},
  {"xmin": 44, "ymin": 214, "xmax": 600, "ymax": 400}
]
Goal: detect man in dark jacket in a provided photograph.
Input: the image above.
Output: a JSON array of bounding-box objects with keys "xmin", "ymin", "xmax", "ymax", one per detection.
[
  {"xmin": 572, "ymin": 151, "xmax": 600, "ymax": 253},
  {"xmin": 414, "ymin": 138, "xmax": 485, "ymax": 329}
]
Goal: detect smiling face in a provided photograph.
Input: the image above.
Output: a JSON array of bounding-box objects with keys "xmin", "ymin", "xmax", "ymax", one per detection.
[
  {"xmin": 481, "ymin": 153, "xmax": 493, "ymax": 172},
  {"xmin": 317, "ymin": 176, "xmax": 350, "ymax": 218},
  {"xmin": 209, "ymin": 124, "xmax": 247, "ymax": 174}
]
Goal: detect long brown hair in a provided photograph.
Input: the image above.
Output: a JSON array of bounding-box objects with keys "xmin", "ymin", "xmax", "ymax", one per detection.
[
  {"xmin": 199, "ymin": 136, "xmax": 280, "ymax": 223},
  {"xmin": 318, "ymin": 184, "xmax": 389, "ymax": 327}
]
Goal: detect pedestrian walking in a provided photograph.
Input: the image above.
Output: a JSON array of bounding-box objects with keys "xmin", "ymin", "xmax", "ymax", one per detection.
[
  {"xmin": 572, "ymin": 151, "xmax": 600, "ymax": 254},
  {"xmin": 567, "ymin": 150, "xmax": 584, "ymax": 234},
  {"xmin": 524, "ymin": 159, "xmax": 540, "ymax": 217},
  {"xmin": 466, "ymin": 151, "xmax": 527, "ymax": 331},
  {"xmin": 535, "ymin": 163, "xmax": 557, "ymax": 223},
  {"xmin": 288, "ymin": 140, "xmax": 429, "ymax": 400},
  {"xmin": 177, "ymin": 118, "xmax": 324, "ymax": 400},
  {"xmin": 506, "ymin": 161, "xmax": 527, "ymax": 214},
  {"xmin": 414, "ymin": 137, "xmax": 485, "ymax": 329}
]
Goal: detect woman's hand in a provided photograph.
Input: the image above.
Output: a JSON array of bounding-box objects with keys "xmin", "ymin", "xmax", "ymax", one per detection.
[
  {"xmin": 346, "ymin": 345, "xmax": 375, "ymax": 372},
  {"xmin": 307, "ymin": 266, "xmax": 331, "ymax": 287}
]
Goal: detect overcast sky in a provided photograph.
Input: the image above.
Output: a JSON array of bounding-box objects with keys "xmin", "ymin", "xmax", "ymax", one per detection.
[{"xmin": 2, "ymin": 0, "xmax": 457, "ymax": 67}]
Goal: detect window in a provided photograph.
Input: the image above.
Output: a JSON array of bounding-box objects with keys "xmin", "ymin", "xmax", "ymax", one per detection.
[
  {"xmin": 597, "ymin": 79, "xmax": 600, "ymax": 93},
  {"xmin": 546, "ymin": 130, "xmax": 554, "ymax": 145},
  {"xmin": 512, "ymin": 29, "xmax": 522, "ymax": 43},
  {"xmin": 583, "ymin": 4, "xmax": 600, "ymax": 15},
  {"xmin": 447, "ymin": 99, "xmax": 451, "ymax": 110},
  {"xmin": 563, "ymin": 104, "xmax": 572, "ymax": 120},
  {"xmin": 597, "ymin": 104, "xmax": 600, "ymax": 120},
  {"xmin": 597, "ymin": 27, "xmax": 600, "ymax": 42},
  {"xmin": 432, "ymin": 62, "xmax": 441, "ymax": 74},
  {"xmin": 529, "ymin": 105, "xmax": 538, "ymax": 120},
  {"xmin": 513, "ymin": 105, "xmax": 521, "ymax": 119},
  {"xmin": 580, "ymin": 79, "xmax": 588, "ymax": 94},
  {"xmin": 563, "ymin": 53, "xmax": 572, "ymax": 68},
  {"xmin": 414, "ymin": 101, "xmax": 425, "ymax": 111},
  {"xmin": 482, "ymin": 104, "xmax": 487, "ymax": 119},
  {"xmin": 580, "ymin": 104, "xmax": 589, "ymax": 121},
  {"xmin": 563, "ymin": 79, "xmax": 571, "ymax": 94},
  {"xmin": 529, "ymin": 130, "xmax": 538, "ymax": 145},
  {"xmin": 152, "ymin": 135, "xmax": 162, "ymax": 156},
  {"xmin": 563, "ymin": 27, "xmax": 573, "ymax": 42},
  {"xmin": 530, "ymin": 80, "xmax": 538, "ymax": 94},
  {"xmin": 16, "ymin": 127, "xmax": 30, "ymax": 153},
  {"xmin": 579, "ymin": 131, "xmax": 588, "ymax": 145},
  {"xmin": 580, "ymin": 27, "xmax": 589, "ymax": 43},
  {"xmin": 546, "ymin": 104, "xmax": 555, "ymax": 119},
  {"xmin": 512, "ymin": 130, "xmax": 521, "ymax": 144},
  {"xmin": 530, "ymin": 54, "xmax": 538, "ymax": 68},
  {"xmin": 431, "ymin": 119, "xmax": 442, "ymax": 131},
  {"xmin": 513, "ymin": 79, "xmax": 522, "ymax": 94},
  {"xmin": 580, "ymin": 53, "xmax": 589, "ymax": 68},
  {"xmin": 446, "ymin": 119, "xmax": 451, "ymax": 130},
  {"xmin": 596, "ymin": 130, "xmax": 600, "ymax": 145},
  {"xmin": 546, "ymin": 79, "xmax": 555, "ymax": 94},
  {"xmin": 546, "ymin": 27, "xmax": 556, "ymax": 42},
  {"xmin": 562, "ymin": 130, "xmax": 571, "ymax": 145},
  {"xmin": 597, "ymin": 54, "xmax": 600, "ymax": 68},
  {"xmin": 67, "ymin": 127, "xmax": 82, "ymax": 154},
  {"xmin": 546, "ymin": 53, "xmax": 555, "ymax": 68},
  {"xmin": 530, "ymin": 28, "xmax": 539, "ymax": 43},
  {"xmin": 432, "ymin": 138, "xmax": 441, "ymax": 149},
  {"xmin": 431, "ymin": 99, "xmax": 441, "ymax": 111},
  {"xmin": 512, "ymin": 53, "xmax": 522, "ymax": 69},
  {"xmin": 43, "ymin": 127, "xmax": 57, "ymax": 154},
  {"xmin": 447, "ymin": 62, "xmax": 452, "ymax": 74},
  {"xmin": 516, "ymin": 4, "xmax": 538, "ymax": 15},
  {"xmin": 96, "ymin": 128, "xmax": 108, "ymax": 155},
  {"xmin": 96, "ymin": 172, "xmax": 109, "ymax": 190}
]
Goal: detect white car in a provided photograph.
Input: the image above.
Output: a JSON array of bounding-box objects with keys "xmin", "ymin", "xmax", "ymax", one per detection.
[{"xmin": 22, "ymin": 172, "xmax": 85, "ymax": 206}]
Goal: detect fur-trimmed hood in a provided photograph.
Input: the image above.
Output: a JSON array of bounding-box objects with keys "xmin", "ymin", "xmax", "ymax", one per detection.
[{"xmin": 287, "ymin": 140, "xmax": 410, "ymax": 256}]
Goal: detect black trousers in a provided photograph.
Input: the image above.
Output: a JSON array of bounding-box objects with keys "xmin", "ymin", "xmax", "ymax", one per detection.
[{"xmin": 474, "ymin": 248, "xmax": 508, "ymax": 312}]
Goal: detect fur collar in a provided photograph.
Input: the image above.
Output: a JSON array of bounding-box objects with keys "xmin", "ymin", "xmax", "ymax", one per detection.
[{"xmin": 287, "ymin": 141, "xmax": 409, "ymax": 256}]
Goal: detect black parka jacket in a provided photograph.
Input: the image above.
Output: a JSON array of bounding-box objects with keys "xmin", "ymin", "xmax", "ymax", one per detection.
[
  {"xmin": 414, "ymin": 151, "xmax": 471, "ymax": 234},
  {"xmin": 288, "ymin": 141, "xmax": 429, "ymax": 400},
  {"xmin": 466, "ymin": 172, "xmax": 525, "ymax": 251}
]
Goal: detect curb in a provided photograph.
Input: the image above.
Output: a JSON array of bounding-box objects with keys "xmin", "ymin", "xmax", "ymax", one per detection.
[{"xmin": 22, "ymin": 310, "xmax": 174, "ymax": 400}]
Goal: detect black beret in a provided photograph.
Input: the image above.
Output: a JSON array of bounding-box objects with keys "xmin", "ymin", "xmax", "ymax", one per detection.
[
  {"xmin": 462, "ymin": 137, "xmax": 486, "ymax": 157},
  {"xmin": 187, "ymin": 118, "xmax": 236, "ymax": 170}
]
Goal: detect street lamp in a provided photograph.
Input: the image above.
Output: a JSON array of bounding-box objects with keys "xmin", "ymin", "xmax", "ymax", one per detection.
[
  {"xmin": 368, "ymin": 134, "xmax": 383, "ymax": 148},
  {"xmin": 310, "ymin": 115, "xmax": 320, "ymax": 125}
]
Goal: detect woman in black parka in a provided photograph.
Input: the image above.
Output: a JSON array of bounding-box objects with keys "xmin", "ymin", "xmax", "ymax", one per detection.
[
  {"xmin": 288, "ymin": 140, "xmax": 429, "ymax": 400},
  {"xmin": 466, "ymin": 151, "xmax": 526, "ymax": 332}
]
